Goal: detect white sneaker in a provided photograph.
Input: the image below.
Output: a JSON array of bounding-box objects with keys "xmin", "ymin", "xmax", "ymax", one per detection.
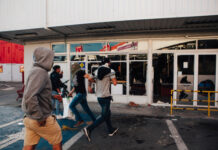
[
  {"xmin": 83, "ymin": 128, "xmax": 91, "ymax": 142},
  {"xmin": 56, "ymin": 115, "xmax": 63, "ymax": 119},
  {"xmin": 108, "ymin": 128, "xmax": 119, "ymax": 136}
]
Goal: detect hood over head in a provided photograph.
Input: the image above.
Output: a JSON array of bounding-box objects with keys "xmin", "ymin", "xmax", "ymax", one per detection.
[{"xmin": 33, "ymin": 47, "xmax": 54, "ymax": 71}]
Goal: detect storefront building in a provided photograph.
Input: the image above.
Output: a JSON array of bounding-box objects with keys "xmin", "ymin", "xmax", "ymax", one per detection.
[
  {"xmin": 0, "ymin": 0, "xmax": 218, "ymax": 106},
  {"xmin": 0, "ymin": 40, "xmax": 24, "ymax": 82}
]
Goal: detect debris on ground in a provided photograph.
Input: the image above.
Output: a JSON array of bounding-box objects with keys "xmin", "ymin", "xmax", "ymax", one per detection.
[
  {"xmin": 128, "ymin": 101, "xmax": 139, "ymax": 107},
  {"xmin": 157, "ymin": 100, "xmax": 169, "ymax": 105},
  {"xmin": 62, "ymin": 125, "xmax": 77, "ymax": 131}
]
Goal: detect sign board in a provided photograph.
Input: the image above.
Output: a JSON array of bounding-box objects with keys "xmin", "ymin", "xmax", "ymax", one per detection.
[
  {"xmin": 20, "ymin": 65, "xmax": 24, "ymax": 73},
  {"xmin": 0, "ymin": 65, "xmax": 3, "ymax": 73},
  {"xmin": 78, "ymin": 62, "xmax": 85, "ymax": 69},
  {"xmin": 183, "ymin": 62, "xmax": 188, "ymax": 69},
  {"xmin": 111, "ymin": 84, "xmax": 123, "ymax": 95}
]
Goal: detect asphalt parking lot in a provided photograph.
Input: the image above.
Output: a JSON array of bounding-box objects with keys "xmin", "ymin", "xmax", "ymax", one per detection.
[
  {"xmin": 1, "ymin": 105, "xmax": 218, "ymax": 150},
  {"xmin": 1, "ymin": 82, "xmax": 218, "ymax": 150}
]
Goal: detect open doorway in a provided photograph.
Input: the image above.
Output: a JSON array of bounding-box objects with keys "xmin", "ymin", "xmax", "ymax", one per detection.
[{"xmin": 153, "ymin": 54, "xmax": 174, "ymax": 103}]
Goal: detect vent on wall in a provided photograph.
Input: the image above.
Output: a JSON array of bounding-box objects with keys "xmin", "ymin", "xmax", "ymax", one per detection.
[
  {"xmin": 86, "ymin": 26, "xmax": 115, "ymax": 32},
  {"xmin": 15, "ymin": 33, "xmax": 38, "ymax": 38}
]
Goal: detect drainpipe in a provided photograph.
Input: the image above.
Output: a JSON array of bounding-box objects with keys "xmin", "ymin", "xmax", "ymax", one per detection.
[{"xmin": 44, "ymin": 0, "xmax": 49, "ymax": 31}]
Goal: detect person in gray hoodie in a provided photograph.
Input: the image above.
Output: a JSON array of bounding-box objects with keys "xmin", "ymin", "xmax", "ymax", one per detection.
[{"xmin": 22, "ymin": 47, "xmax": 62, "ymax": 150}]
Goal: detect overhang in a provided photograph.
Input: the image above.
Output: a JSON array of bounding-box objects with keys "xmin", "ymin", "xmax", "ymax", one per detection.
[{"xmin": 0, "ymin": 15, "xmax": 218, "ymax": 43}]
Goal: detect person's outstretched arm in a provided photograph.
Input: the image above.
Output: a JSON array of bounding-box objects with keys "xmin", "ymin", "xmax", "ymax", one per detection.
[{"xmin": 68, "ymin": 87, "xmax": 75, "ymax": 97}]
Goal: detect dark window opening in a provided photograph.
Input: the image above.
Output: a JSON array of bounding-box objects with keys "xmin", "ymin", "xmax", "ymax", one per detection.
[
  {"xmin": 198, "ymin": 39, "xmax": 218, "ymax": 49},
  {"xmin": 158, "ymin": 41, "xmax": 196, "ymax": 50}
]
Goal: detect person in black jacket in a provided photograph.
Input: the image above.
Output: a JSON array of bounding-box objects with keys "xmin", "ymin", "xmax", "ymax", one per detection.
[
  {"xmin": 50, "ymin": 65, "xmax": 64, "ymax": 117},
  {"xmin": 68, "ymin": 63, "xmax": 96, "ymax": 127}
]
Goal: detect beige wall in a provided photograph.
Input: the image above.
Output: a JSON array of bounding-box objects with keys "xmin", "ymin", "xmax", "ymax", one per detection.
[{"xmin": 0, "ymin": 64, "xmax": 23, "ymax": 82}]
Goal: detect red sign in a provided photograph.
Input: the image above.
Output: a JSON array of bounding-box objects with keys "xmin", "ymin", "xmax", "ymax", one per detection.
[
  {"xmin": 118, "ymin": 42, "xmax": 138, "ymax": 51},
  {"xmin": 100, "ymin": 43, "xmax": 110, "ymax": 51},
  {"xmin": 75, "ymin": 45, "xmax": 83, "ymax": 52},
  {"xmin": 0, "ymin": 40, "xmax": 24, "ymax": 64}
]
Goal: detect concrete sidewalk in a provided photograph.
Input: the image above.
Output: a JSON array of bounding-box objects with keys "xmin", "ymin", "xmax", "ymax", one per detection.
[{"xmin": 77, "ymin": 102, "xmax": 218, "ymax": 120}]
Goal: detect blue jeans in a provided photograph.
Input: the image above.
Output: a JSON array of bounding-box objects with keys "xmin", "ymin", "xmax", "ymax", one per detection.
[
  {"xmin": 52, "ymin": 91, "xmax": 61, "ymax": 115},
  {"xmin": 69, "ymin": 93, "xmax": 95, "ymax": 122},
  {"xmin": 87, "ymin": 96, "xmax": 114, "ymax": 133}
]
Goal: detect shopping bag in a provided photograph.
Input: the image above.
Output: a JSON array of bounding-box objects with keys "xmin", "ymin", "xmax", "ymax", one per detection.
[{"xmin": 62, "ymin": 97, "xmax": 75, "ymax": 120}]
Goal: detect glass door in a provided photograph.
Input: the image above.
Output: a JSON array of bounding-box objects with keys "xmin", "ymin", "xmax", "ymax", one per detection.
[
  {"xmin": 197, "ymin": 55, "xmax": 216, "ymax": 106},
  {"xmin": 177, "ymin": 55, "xmax": 194, "ymax": 105}
]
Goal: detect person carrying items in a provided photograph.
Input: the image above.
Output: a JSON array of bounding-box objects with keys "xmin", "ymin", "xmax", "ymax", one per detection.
[
  {"xmin": 22, "ymin": 47, "xmax": 62, "ymax": 150},
  {"xmin": 83, "ymin": 58, "xmax": 118, "ymax": 142},
  {"xmin": 50, "ymin": 65, "xmax": 64, "ymax": 118},
  {"xmin": 68, "ymin": 63, "xmax": 96, "ymax": 127}
]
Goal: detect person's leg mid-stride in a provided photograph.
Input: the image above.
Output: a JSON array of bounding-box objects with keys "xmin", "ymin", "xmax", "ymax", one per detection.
[
  {"xmin": 80, "ymin": 94, "xmax": 96, "ymax": 122},
  {"xmin": 83, "ymin": 97, "xmax": 118, "ymax": 142},
  {"xmin": 69, "ymin": 93, "xmax": 96, "ymax": 127},
  {"xmin": 23, "ymin": 116, "xmax": 62, "ymax": 150},
  {"xmin": 69, "ymin": 93, "xmax": 84, "ymax": 127},
  {"xmin": 52, "ymin": 91, "xmax": 61, "ymax": 116}
]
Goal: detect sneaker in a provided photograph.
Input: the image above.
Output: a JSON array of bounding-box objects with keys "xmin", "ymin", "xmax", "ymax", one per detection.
[
  {"xmin": 74, "ymin": 121, "xmax": 84, "ymax": 127},
  {"xmin": 56, "ymin": 115, "xmax": 63, "ymax": 119},
  {"xmin": 83, "ymin": 128, "xmax": 91, "ymax": 142},
  {"xmin": 108, "ymin": 128, "xmax": 119, "ymax": 136}
]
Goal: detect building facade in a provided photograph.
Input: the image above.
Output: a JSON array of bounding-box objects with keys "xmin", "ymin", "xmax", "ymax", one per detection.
[
  {"xmin": 0, "ymin": 0, "xmax": 218, "ymax": 106},
  {"xmin": 0, "ymin": 40, "xmax": 24, "ymax": 82}
]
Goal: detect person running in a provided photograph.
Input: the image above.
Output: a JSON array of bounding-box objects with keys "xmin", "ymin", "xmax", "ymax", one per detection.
[
  {"xmin": 83, "ymin": 58, "xmax": 118, "ymax": 142},
  {"xmin": 22, "ymin": 47, "xmax": 62, "ymax": 150},
  {"xmin": 68, "ymin": 63, "xmax": 96, "ymax": 127},
  {"xmin": 50, "ymin": 65, "xmax": 64, "ymax": 117}
]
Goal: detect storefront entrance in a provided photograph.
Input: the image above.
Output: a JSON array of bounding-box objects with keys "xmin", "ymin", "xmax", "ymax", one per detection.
[
  {"xmin": 153, "ymin": 53, "xmax": 174, "ymax": 104},
  {"xmin": 153, "ymin": 39, "xmax": 218, "ymax": 106}
]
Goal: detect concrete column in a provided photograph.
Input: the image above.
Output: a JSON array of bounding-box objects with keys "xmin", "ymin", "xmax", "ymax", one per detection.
[
  {"xmin": 193, "ymin": 54, "xmax": 198, "ymax": 106},
  {"xmin": 147, "ymin": 40, "xmax": 153, "ymax": 104},
  {"xmin": 66, "ymin": 43, "xmax": 71, "ymax": 91},
  {"xmin": 127, "ymin": 54, "xmax": 130, "ymax": 96},
  {"xmin": 216, "ymin": 54, "xmax": 218, "ymax": 107},
  {"xmin": 173, "ymin": 54, "xmax": 178, "ymax": 105}
]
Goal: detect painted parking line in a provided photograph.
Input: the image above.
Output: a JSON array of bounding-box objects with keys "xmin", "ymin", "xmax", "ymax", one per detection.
[
  {"xmin": 0, "ymin": 93, "xmax": 17, "ymax": 97},
  {"xmin": 0, "ymin": 118, "xmax": 23, "ymax": 129},
  {"xmin": 0, "ymin": 113, "xmax": 89, "ymax": 149},
  {"xmin": 0, "ymin": 128, "xmax": 24, "ymax": 149},
  {"xmin": 63, "ymin": 131, "xmax": 84, "ymax": 150},
  {"xmin": 166, "ymin": 120, "xmax": 188, "ymax": 150}
]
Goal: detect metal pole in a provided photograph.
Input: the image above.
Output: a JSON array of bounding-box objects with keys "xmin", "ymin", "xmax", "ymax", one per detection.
[
  {"xmin": 208, "ymin": 92, "xmax": 211, "ymax": 117},
  {"xmin": 170, "ymin": 90, "xmax": 173, "ymax": 115}
]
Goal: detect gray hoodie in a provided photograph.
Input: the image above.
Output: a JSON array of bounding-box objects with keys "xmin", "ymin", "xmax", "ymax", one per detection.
[{"xmin": 22, "ymin": 47, "xmax": 54, "ymax": 121}]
